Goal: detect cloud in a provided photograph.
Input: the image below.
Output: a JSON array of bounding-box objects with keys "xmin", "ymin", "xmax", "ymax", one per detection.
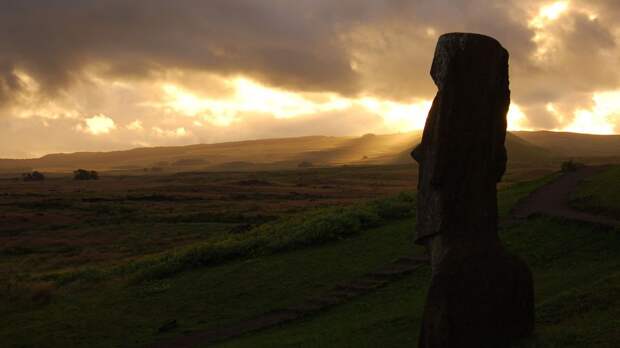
[
  {"xmin": 152, "ymin": 126, "xmax": 189, "ymax": 138},
  {"xmin": 1, "ymin": 0, "xmax": 620, "ymax": 157},
  {"xmin": 0, "ymin": 0, "xmax": 537, "ymax": 102},
  {"xmin": 0, "ymin": 0, "xmax": 361, "ymax": 100},
  {"xmin": 126, "ymin": 120, "xmax": 143, "ymax": 131},
  {"xmin": 76, "ymin": 114, "xmax": 117, "ymax": 135}
]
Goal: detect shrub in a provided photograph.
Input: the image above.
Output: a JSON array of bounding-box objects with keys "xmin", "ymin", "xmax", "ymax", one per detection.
[
  {"xmin": 74, "ymin": 169, "xmax": 99, "ymax": 180},
  {"xmin": 21, "ymin": 171, "xmax": 45, "ymax": 181},
  {"xmin": 561, "ymin": 160, "xmax": 583, "ymax": 173}
]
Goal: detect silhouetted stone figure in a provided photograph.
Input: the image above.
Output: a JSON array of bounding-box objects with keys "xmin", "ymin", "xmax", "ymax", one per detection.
[{"xmin": 412, "ymin": 33, "xmax": 534, "ymax": 347}]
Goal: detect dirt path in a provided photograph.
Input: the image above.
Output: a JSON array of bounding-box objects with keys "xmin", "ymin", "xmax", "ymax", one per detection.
[
  {"xmin": 152, "ymin": 165, "xmax": 619, "ymax": 348},
  {"xmin": 510, "ymin": 165, "xmax": 620, "ymax": 228}
]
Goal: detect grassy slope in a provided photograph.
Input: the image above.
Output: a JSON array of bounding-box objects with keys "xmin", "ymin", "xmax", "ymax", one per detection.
[
  {"xmin": 220, "ymin": 218, "xmax": 620, "ymax": 348},
  {"xmin": 0, "ymin": 219, "xmax": 423, "ymax": 348},
  {"xmin": 514, "ymin": 131, "xmax": 620, "ymax": 158},
  {"xmin": 571, "ymin": 165, "xmax": 620, "ymax": 219}
]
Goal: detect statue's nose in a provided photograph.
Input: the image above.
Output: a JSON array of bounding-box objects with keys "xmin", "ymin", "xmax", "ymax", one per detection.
[{"xmin": 411, "ymin": 144, "xmax": 424, "ymax": 163}]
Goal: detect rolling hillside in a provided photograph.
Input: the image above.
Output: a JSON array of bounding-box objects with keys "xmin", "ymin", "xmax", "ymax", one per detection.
[
  {"xmin": 1, "ymin": 131, "xmax": 618, "ymax": 173},
  {"xmin": 514, "ymin": 131, "xmax": 620, "ymax": 158},
  {"xmin": 388, "ymin": 132, "xmax": 554, "ymax": 165}
]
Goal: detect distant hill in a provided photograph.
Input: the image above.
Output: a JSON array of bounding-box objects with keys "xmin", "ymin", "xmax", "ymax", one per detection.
[
  {"xmin": 504, "ymin": 132, "xmax": 554, "ymax": 162},
  {"xmin": 0, "ymin": 136, "xmax": 355, "ymax": 172},
  {"xmin": 299, "ymin": 132, "xmax": 422, "ymax": 165},
  {"xmin": 388, "ymin": 132, "xmax": 553, "ymax": 165},
  {"xmin": 1, "ymin": 131, "xmax": 618, "ymax": 173},
  {"xmin": 513, "ymin": 131, "xmax": 620, "ymax": 158}
]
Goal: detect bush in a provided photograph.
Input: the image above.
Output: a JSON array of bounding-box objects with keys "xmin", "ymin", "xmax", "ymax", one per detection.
[
  {"xmin": 21, "ymin": 171, "xmax": 45, "ymax": 181},
  {"xmin": 561, "ymin": 160, "xmax": 584, "ymax": 173},
  {"xmin": 73, "ymin": 169, "xmax": 99, "ymax": 180}
]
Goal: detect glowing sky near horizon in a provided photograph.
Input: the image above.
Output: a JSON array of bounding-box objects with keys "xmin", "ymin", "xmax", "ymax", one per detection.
[{"xmin": 1, "ymin": 0, "xmax": 620, "ymax": 158}]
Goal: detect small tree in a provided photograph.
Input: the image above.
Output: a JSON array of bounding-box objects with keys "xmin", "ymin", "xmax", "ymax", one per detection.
[
  {"xmin": 73, "ymin": 169, "xmax": 99, "ymax": 180},
  {"xmin": 22, "ymin": 171, "xmax": 45, "ymax": 181},
  {"xmin": 31, "ymin": 171, "xmax": 45, "ymax": 181},
  {"xmin": 561, "ymin": 160, "xmax": 583, "ymax": 173}
]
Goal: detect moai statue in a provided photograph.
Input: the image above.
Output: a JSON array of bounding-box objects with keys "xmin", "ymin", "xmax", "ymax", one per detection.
[{"xmin": 412, "ymin": 33, "xmax": 534, "ymax": 347}]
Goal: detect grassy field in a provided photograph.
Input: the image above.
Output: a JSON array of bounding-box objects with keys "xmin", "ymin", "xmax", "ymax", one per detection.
[
  {"xmin": 0, "ymin": 165, "xmax": 419, "ymax": 277},
  {"xmin": 571, "ymin": 165, "xmax": 620, "ymax": 219},
  {"xmin": 2, "ymin": 164, "xmax": 617, "ymax": 347},
  {"xmin": 0, "ymin": 163, "xmax": 547, "ymax": 279},
  {"xmin": 219, "ymin": 217, "xmax": 620, "ymax": 348},
  {"xmin": 1, "ymin": 219, "xmax": 422, "ymax": 347}
]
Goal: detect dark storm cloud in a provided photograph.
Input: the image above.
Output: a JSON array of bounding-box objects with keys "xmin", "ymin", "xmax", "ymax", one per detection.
[
  {"xmin": 0, "ymin": 0, "xmax": 544, "ymax": 101},
  {"xmin": 0, "ymin": 0, "xmax": 365, "ymax": 101}
]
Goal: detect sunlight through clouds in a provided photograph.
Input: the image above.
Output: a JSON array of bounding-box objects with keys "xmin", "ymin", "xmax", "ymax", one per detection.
[
  {"xmin": 507, "ymin": 104, "xmax": 533, "ymax": 131},
  {"xmin": 161, "ymin": 77, "xmax": 432, "ymax": 133},
  {"xmin": 529, "ymin": 1, "xmax": 570, "ymax": 29},
  {"xmin": 2, "ymin": 1, "xmax": 620, "ymax": 158},
  {"xmin": 529, "ymin": 1, "xmax": 571, "ymax": 62},
  {"xmin": 161, "ymin": 76, "xmax": 539, "ymax": 135},
  {"xmin": 161, "ymin": 78, "xmax": 353, "ymax": 126},
  {"xmin": 358, "ymin": 98, "xmax": 432, "ymax": 132},
  {"xmin": 558, "ymin": 91, "xmax": 620, "ymax": 134}
]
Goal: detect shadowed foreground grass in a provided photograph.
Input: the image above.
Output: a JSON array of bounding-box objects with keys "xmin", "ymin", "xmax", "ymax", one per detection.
[
  {"xmin": 219, "ymin": 217, "xmax": 620, "ymax": 348},
  {"xmin": 571, "ymin": 165, "xmax": 620, "ymax": 220},
  {"xmin": 1, "ymin": 219, "xmax": 422, "ymax": 348}
]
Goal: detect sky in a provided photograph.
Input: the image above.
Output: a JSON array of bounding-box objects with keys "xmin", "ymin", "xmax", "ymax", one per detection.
[{"xmin": 1, "ymin": 0, "xmax": 620, "ymax": 158}]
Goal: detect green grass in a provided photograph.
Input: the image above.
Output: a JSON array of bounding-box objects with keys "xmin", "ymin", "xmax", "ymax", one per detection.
[
  {"xmin": 0, "ymin": 220, "xmax": 422, "ymax": 348},
  {"xmin": 530, "ymin": 273, "xmax": 620, "ymax": 348},
  {"xmin": 571, "ymin": 165, "xmax": 620, "ymax": 219},
  {"xmin": 219, "ymin": 269, "xmax": 431, "ymax": 348},
  {"xmin": 38, "ymin": 192, "xmax": 416, "ymax": 285},
  {"xmin": 37, "ymin": 170, "xmax": 545, "ymax": 287},
  {"xmin": 5, "ymin": 174, "xmax": 612, "ymax": 348},
  {"xmin": 220, "ymin": 217, "xmax": 620, "ymax": 348}
]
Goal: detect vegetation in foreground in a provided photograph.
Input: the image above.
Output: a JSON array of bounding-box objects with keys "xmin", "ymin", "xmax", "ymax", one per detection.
[
  {"xmin": 571, "ymin": 165, "xmax": 620, "ymax": 219},
  {"xmin": 2, "ymin": 168, "xmax": 618, "ymax": 347},
  {"xmin": 0, "ymin": 171, "xmax": 556, "ymax": 348},
  {"xmin": 0, "ymin": 163, "xmax": 546, "ymax": 280},
  {"xmin": 40, "ymin": 192, "xmax": 416, "ymax": 285},
  {"xmin": 220, "ymin": 217, "xmax": 620, "ymax": 348},
  {"xmin": 0, "ymin": 164, "xmax": 421, "ymax": 279}
]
